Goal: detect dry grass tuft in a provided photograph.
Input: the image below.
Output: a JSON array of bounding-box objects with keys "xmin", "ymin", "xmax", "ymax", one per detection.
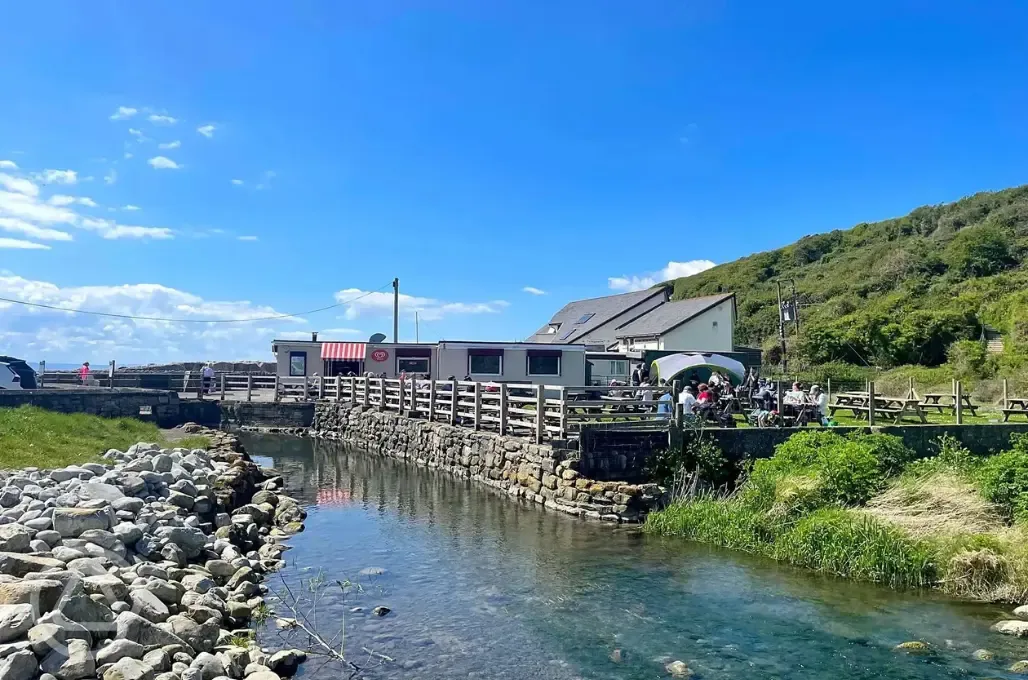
[{"xmin": 863, "ymin": 473, "xmax": 1006, "ymax": 539}]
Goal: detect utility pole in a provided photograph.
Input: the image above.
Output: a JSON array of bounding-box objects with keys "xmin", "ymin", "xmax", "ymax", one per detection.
[
  {"xmin": 776, "ymin": 281, "xmax": 787, "ymax": 374},
  {"xmin": 415, "ymin": 312, "xmax": 420, "ymax": 343},
  {"xmin": 789, "ymin": 279, "xmax": 800, "ymax": 333},
  {"xmin": 392, "ymin": 278, "xmax": 399, "ymax": 344}
]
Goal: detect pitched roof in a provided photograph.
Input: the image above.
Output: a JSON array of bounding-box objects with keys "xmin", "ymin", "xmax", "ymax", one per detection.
[
  {"xmin": 525, "ymin": 288, "xmax": 666, "ymax": 344},
  {"xmin": 614, "ymin": 293, "xmax": 735, "ymax": 338}
]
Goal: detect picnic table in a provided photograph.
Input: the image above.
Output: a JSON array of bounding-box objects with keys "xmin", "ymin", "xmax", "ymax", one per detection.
[
  {"xmin": 920, "ymin": 393, "xmax": 978, "ymax": 416},
  {"xmin": 829, "ymin": 392, "xmax": 928, "ymax": 424},
  {"xmin": 1004, "ymin": 398, "xmax": 1028, "ymax": 421}
]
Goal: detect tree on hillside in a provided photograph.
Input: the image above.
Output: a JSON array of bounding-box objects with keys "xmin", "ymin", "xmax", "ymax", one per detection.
[{"xmin": 944, "ymin": 225, "xmax": 1016, "ymax": 278}]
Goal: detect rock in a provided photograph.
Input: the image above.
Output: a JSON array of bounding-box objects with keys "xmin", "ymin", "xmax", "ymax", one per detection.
[
  {"xmin": 894, "ymin": 641, "xmax": 932, "ymax": 655},
  {"xmin": 266, "ymin": 650, "xmax": 305, "ymax": 678},
  {"xmin": 665, "ymin": 660, "xmax": 692, "ymax": 677},
  {"xmin": 224, "ymin": 568, "xmax": 254, "ymax": 591},
  {"xmin": 0, "ymin": 525, "xmax": 33, "ymax": 553},
  {"xmin": 164, "ymin": 615, "xmax": 220, "ymax": 653},
  {"xmin": 113, "ymin": 524, "xmax": 143, "ymax": 547},
  {"xmin": 96, "ymin": 640, "xmax": 146, "ymax": 666},
  {"xmin": 204, "ymin": 561, "xmax": 236, "ymax": 582},
  {"xmin": 371, "ymin": 606, "xmax": 390, "ymax": 617},
  {"xmin": 1011, "ymin": 661, "xmax": 1028, "ymax": 675},
  {"xmin": 115, "ymin": 612, "xmax": 188, "ymax": 648},
  {"xmin": 220, "ymin": 648, "xmax": 248, "ymax": 678},
  {"xmin": 0, "ymin": 650, "xmax": 38, "ymax": 680},
  {"xmin": 112, "ymin": 498, "xmax": 144, "ymax": 514},
  {"xmin": 1015, "ymin": 605, "xmax": 1028, "ymax": 619},
  {"xmin": 142, "ymin": 650, "xmax": 170, "ymax": 674},
  {"xmin": 34, "ymin": 531, "xmax": 61, "ymax": 547},
  {"xmin": 41, "ymin": 638, "xmax": 94, "ymax": 680},
  {"xmin": 51, "ymin": 547, "xmax": 88, "ymax": 563},
  {"xmin": 27, "ymin": 623, "xmax": 66, "ymax": 656},
  {"xmin": 78, "ymin": 530, "xmax": 123, "ymax": 553},
  {"xmin": 128, "ymin": 589, "xmax": 169, "ymax": 623},
  {"xmin": 971, "ymin": 648, "xmax": 994, "ymax": 661},
  {"xmin": 53, "ymin": 507, "xmax": 111, "ymax": 538},
  {"xmin": 77, "ymin": 483, "xmax": 125, "ymax": 504},
  {"xmin": 244, "ymin": 673, "xmax": 279, "ymax": 680},
  {"xmin": 992, "ymin": 620, "xmax": 1028, "ymax": 637},
  {"xmin": 144, "ymin": 579, "xmax": 181, "ymax": 605},
  {"xmin": 0, "ymin": 605, "xmax": 35, "ymax": 644},
  {"xmin": 180, "ymin": 670, "xmax": 201, "ymax": 680},
  {"xmin": 65, "ymin": 558, "xmax": 107, "ymax": 577},
  {"xmin": 27, "ymin": 539, "xmax": 49, "ymax": 553},
  {"xmin": 160, "ymin": 545, "xmax": 186, "ymax": 568},
  {"xmin": 103, "ymin": 657, "xmax": 154, "ymax": 680},
  {"xmin": 358, "ymin": 567, "xmax": 385, "ymax": 577},
  {"xmin": 156, "ymin": 528, "xmax": 207, "ymax": 559},
  {"xmin": 0, "ymin": 552, "xmax": 65, "ymax": 577},
  {"xmin": 242, "ymin": 665, "xmax": 269, "ymax": 677},
  {"xmin": 84, "ymin": 574, "xmax": 130, "ymax": 603},
  {"xmin": 181, "ymin": 575, "xmax": 215, "ymax": 595},
  {"xmin": 225, "ymin": 601, "xmax": 251, "ymax": 621},
  {"xmin": 189, "ymin": 653, "xmax": 223, "ymax": 680},
  {"xmin": 135, "ymin": 564, "xmax": 168, "ymax": 581},
  {"xmin": 0, "ymin": 579, "xmax": 63, "ymax": 611},
  {"xmin": 35, "ymin": 612, "xmax": 92, "ymax": 647},
  {"xmin": 250, "ymin": 491, "xmax": 277, "ymax": 507}
]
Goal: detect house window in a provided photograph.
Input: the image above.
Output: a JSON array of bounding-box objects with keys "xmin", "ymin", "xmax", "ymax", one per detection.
[
  {"xmin": 288, "ymin": 352, "xmax": 307, "ymax": 376},
  {"xmin": 397, "ymin": 357, "xmax": 430, "ymax": 375},
  {"xmin": 527, "ymin": 353, "xmax": 560, "ymax": 376},
  {"xmin": 547, "ymin": 323, "xmax": 561, "ymax": 334},
  {"xmin": 469, "ymin": 353, "xmax": 502, "ymax": 375},
  {"xmin": 609, "ymin": 360, "xmax": 627, "ymax": 376},
  {"xmin": 575, "ymin": 313, "xmax": 595, "ymax": 324}
]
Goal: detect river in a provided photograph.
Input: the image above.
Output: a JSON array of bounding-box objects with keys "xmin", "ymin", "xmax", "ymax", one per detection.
[{"xmin": 241, "ymin": 433, "xmax": 1024, "ymax": 679}]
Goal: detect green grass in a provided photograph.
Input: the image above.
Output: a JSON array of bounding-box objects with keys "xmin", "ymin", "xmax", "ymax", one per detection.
[
  {"xmin": 174, "ymin": 434, "xmax": 212, "ymax": 450},
  {"xmin": 0, "ymin": 405, "xmax": 163, "ymax": 469}
]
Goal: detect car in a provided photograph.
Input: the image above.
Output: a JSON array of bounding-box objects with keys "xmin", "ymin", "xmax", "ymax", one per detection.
[
  {"xmin": 0, "ymin": 363, "xmax": 24, "ymax": 390},
  {"xmin": 0, "ymin": 356, "xmax": 36, "ymax": 389}
]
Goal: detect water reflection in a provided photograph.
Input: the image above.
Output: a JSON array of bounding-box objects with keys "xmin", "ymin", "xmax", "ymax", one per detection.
[{"xmin": 241, "ymin": 434, "xmax": 1019, "ymax": 680}]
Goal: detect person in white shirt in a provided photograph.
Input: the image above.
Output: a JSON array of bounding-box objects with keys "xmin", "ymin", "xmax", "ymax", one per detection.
[
  {"xmin": 678, "ymin": 386, "xmax": 698, "ymax": 417},
  {"xmin": 784, "ymin": 381, "xmax": 806, "ymax": 405},
  {"xmin": 810, "ymin": 384, "xmax": 829, "ymax": 424},
  {"xmin": 201, "ymin": 363, "xmax": 215, "ymax": 394}
]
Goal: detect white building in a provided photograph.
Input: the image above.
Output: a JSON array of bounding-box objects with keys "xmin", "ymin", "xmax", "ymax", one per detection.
[{"xmin": 612, "ymin": 293, "xmax": 736, "ymax": 353}]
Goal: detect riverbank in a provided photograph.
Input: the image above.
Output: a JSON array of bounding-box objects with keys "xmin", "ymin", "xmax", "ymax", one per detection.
[
  {"xmin": 647, "ymin": 430, "xmax": 1028, "ymax": 608},
  {"xmin": 0, "ymin": 425, "xmax": 310, "ymax": 680}
]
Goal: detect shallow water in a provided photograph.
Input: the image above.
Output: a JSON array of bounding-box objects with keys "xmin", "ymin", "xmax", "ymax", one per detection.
[{"xmin": 242, "ymin": 433, "xmax": 1026, "ymax": 679}]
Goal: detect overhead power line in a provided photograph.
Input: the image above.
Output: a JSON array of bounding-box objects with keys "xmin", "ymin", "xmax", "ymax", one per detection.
[{"xmin": 0, "ymin": 282, "xmax": 391, "ymax": 324}]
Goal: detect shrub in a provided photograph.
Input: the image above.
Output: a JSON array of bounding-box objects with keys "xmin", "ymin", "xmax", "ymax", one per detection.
[
  {"xmin": 645, "ymin": 436, "xmax": 735, "ymax": 489},
  {"xmin": 849, "ymin": 432, "xmax": 917, "ymax": 476},
  {"xmin": 944, "ymin": 225, "xmax": 1016, "ymax": 278},
  {"xmin": 817, "ymin": 440, "xmax": 884, "ymax": 506},
  {"xmin": 976, "ymin": 449, "xmax": 1028, "ymax": 521},
  {"xmin": 947, "ymin": 339, "xmax": 993, "ymax": 380}
]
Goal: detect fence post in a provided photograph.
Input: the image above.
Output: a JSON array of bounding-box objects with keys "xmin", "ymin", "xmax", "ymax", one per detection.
[
  {"xmin": 109, "ymin": 360, "xmax": 116, "ymax": 390},
  {"xmin": 951, "ymin": 378, "xmax": 957, "ymax": 397},
  {"xmin": 398, "ymin": 377, "xmax": 405, "ymax": 413},
  {"xmin": 380, "ymin": 379, "xmax": 386, "ymax": 409},
  {"xmin": 246, "ymin": 374, "xmax": 253, "ymax": 402},
  {"xmin": 868, "ymin": 381, "xmax": 876, "ymax": 426},
  {"xmin": 499, "ymin": 384, "xmax": 508, "ymax": 435},
  {"xmin": 351, "ymin": 376, "xmax": 357, "ymax": 404},
  {"xmin": 535, "ymin": 385, "xmax": 545, "ymax": 444},
  {"xmin": 826, "ymin": 377, "xmax": 831, "ymax": 405},
  {"xmin": 429, "ymin": 380, "xmax": 437, "ymax": 421},
  {"xmin": 363, "ymin": 378, "xmax": 369, "ymax": 407},
  {"xmin": 776, "ymin": 381, "xmax": 784, "ymax": 428},
  {"xmin": 473, "ymin": 382, "xmax": 482, "ymax": 430},
  {"xmin": 317, "ymin": 375, "xmax": 325, "ymax": 400},
  {"xmin": 450, "ymin": 380, "xmax": 459, "ymax": 425},
  {"xmin": 955, "ymin": 380, "xmax": 963, "ymax": 425},
  {"xmin": 39, "ymin": 360, "xmax": 44, "ymax": 388},
  {"xmin": 273, "ymin": 375, "xmax": 280, "ymax": 402},
  {"xmin": 908, "ymin": 376, "xmax": 914, "ymax": 400},
  {"xmin": 1004, "ymin": 378, "xmax": 1009, "ymax": 409},
  {"xmin": 413, "ymin": 379, "xmax": 422, "ymax": 415},
  {"xmin": 220, "ymin": 375, "xmax": 226, "ymax": 401},
  {"xmin": 558, "ymin": 386, "xmax": 568, "ymax": 439}
]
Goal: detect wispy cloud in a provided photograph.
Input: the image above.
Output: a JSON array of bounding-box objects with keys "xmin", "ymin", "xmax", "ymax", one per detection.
[
  {"xmin": 124, "ymin": 152, "xmax": 133, "ymax": 159},
  {"xmin": 148, "ymin": 156, "xmax": 181, "ymax": 170},
  {"xmin": 237, "ymin": 235, "xmax": 258, "ymax": 242},
  {"xmin": 334, "ymin": 288, "xmax": 509, "ymax": 322},
  {"xmin": 109, "ymin": 106, "xmax": 138, "ymax": 121},
  {"xmin": 255, "ymin": 170, "xmax": 276, "ymax": 190},
  {"xmin": 128, "ymin": 128, "xmax": 146, "ymax": 140},
  {"xmin": 0, "ymin": 217, "xmax": 73, "ymax": 242},
  {"xmin": 197, "ymin": 124, "xmax": 216, "ymax": 138},
  {"xmin": 48, "ymin": 195, "xmax": 97, "ymax": 208},
  {"xmin": 0, "ymin": 174, "xmax": 40, "ymax": 197},
  {"xmin": 33, "ymin": 169, "xmax": 77, "ymax": 185},
  {"xmin": 80, "ymin": 217, "xmax": 173, "ymax": 240},
  {"xmin": 230, "ymin": 179, "xmax": 244, "ymax": 186},
  {"xmin": 158, "ymin": 140, "xmax": 181, "ymax": 150},
  {"xmin": 0, "ymin": 160, "xmax": 17, "ymax": 170},
  {"xmin": 608, "ymin": 260, "xmax": 716, "ymax": 292},
  {"xmin": 148, "ymin": 114, "xmax": 177, "ymax": 125},
  {"xmin": 0, "ymin": 238, "xmax": 49, "ymax": 250},
  {"xmin": 104, "ymin": 169, "xmax": 117, "ymax": 185},
  {"xmin": 122, "ymin": 205, "xmax": 141, "ymax": 212},
  {"xmin": 522, "ymin": 286, "xmax": 547, "ymax": 296}
]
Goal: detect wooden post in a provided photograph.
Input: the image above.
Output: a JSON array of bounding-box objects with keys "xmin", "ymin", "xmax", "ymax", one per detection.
[
  {"xmin": 535, "ymin": 384, "xmax": 545, "ymax": 444},
  {"xmin": 499, "ymin": 384, "xmax": 508, "ymax": 435},
  {"xmin": 109, "ymin": 360, "xmax": 116, "ymax": 390},
  {"xmin": 776, "ymin": 381, "xmax": 784, "ymax": 427},
  {"xmin": 450, "ymin": 380, "xmax": 458, "ymax": 425},
  {"xmin": 220, "ymin": 375, "xmax": 226, "ymax": 401},
  {"xmin": 273, "ymin": 375, "xmax": 280, "ymax": 402},
  {"xmin": 473, "ymin": 382, "xmax": 482, "ymax": 430},
  {"xmin": 826, "ymin": 377, "xmax": 832, "ymax": 405},
  {"xmin": 951, "ymin": 378, "xmax": 957, "ymax": 398},
  {"xmin": 398, "ymin": 377, "xmax": 405, "ymax": 413},
  {"xmin": 1004, "ymin": 378, "xmax": 1010, "ymax": 409},
  {"xmin": 318, "ymin": 375, "xmax": 325, "ymax": 400},
  {"xmin": 908, "ymin": 376, "xmax": 914, "ymax": 400},
  {"xmin": 558, "ymin": 386, "xmax": 568, "ymax": 439},
  {"xmin": 363, "ymin": 378, "xmax": 369, "ymax": 407},
  {"xmin": 955, "ymin": 380, "xmax": 963, "ymax": 425},
  {"xmin": 672, "ymin": 380, "xmax": 682, "ymax": 428},
  {"xmin": 39, "ymin": 361, "xmax": 44, "ymax": 388},
  {"xmin": 351, "ymin": 376, "xmax": 357, "ymax": 404},
  {"xmin": 380, "ymin": 378, "xmax": 386, "ymax": 409},
  {"xmin": 868, "ymin": 380, "xmax": 876, "ymax": 426},
  {"xmin": 429, "ymin": 380, "xmax": 437, "ymax": 421},
  {"xmin": 246, "ymin": 374, "xmax": 253, "ymax": 402}
]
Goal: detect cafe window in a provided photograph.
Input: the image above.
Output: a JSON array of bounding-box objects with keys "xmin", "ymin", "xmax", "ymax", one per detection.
[
  {"xmin": 288, "ymin": 352, "xmax": 307, "ymax": 376},
  {"xmin": 397, "ymin": 357, "xmax": 430, "ymax": 374},
  {"xmin": 469, "ymin": 353, "xmax": 502, "ymax": 375},
  {"xmin": 527, "ymin": 353, "xmax": 560, "ymax": 376},
  {"xmin": 609, "ymin": 360, "xmax": 628, "ymax": 375}
]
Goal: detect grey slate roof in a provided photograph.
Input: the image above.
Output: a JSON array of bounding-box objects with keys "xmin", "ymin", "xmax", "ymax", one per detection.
[
  {"xmin": 525, "ymin": 288, "xmax": 666, "ymax": 345},
  {"xmin": 614, "ymin": 293, "xmax": 735, "ymax": 338}
]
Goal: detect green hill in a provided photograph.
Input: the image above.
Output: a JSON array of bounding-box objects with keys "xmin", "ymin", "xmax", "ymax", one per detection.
[{"xmin": 668, "ymin": 184, "xmax": 1028, "ymax": 373}]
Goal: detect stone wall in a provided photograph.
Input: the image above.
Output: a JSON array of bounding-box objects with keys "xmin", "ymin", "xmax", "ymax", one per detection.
[
  {"xmin": 221, "ymin": 402, "xmax": 314, "ymax": 429},
  {"xmin": 313, "ymin": 402, "xmax": 665, "ymax": 523},
  {"xmin": 0, "ymin": 389, "xmax": 181, "ymax": 427},
  {"xmin": 578, "ymin": 428, "xmax": 669, "ymax": 482}
]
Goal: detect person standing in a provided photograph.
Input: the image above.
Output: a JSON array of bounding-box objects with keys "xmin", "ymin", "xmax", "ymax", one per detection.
[
  {"xmin": 201, "ymin": 363, "xmax": 215, "ymax": 395},
  {"xmin": 79, "ymin": 361, "xmax": 90, "ymax": 385}
]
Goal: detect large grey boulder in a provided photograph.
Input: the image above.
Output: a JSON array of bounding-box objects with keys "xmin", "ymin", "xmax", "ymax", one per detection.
[
  {"xmin": 163, "ymin": 615, "xmax": 219, "ymax": 654},
  {"xmin": 155, "ymin": 528, "xmax": 206, "ymax": 559},
  {"xmin": 65, "ymin": 558, "xmax": 107, "ymax": 577},
  {"xmin": 41, "ymin": 639, "xmax": 94, "ymax": 680},
  {"xmin": 111, "ymin": 498, "xmax": 143, "ymax": 514},
  {"xmin": 993, "ymin": 620, "xmax": 1028, "ymax": 637},
  {"xmin": 142, "ymin": 579, "xmax": 181, "ymax": 605},
  {"xmin": 0, "ymin": 605, "xmax": 35, "ymax": 644},
  {"xmin": 113, "ymin": 524, "xmax": 143, "ymax": 547},
  {"xmin": 189, "ymin": 653, "xmax": 223, "ymax": 680},
  {"xmin": 53, "ymin": 508, "xmax": 112, "ymax": 538},
  {"xmin": 83, "ymin": 574, "xmax": 129, "ymax": 603},
  {"xmin": 114, "ymin": 612, "xmax": 188, "ymax": 649},
  {"xmin": 141, "ymin": 649, "xmax": 170, "ymax": 674},
  {"xmin": 28, "ymin": 622, "xmax": 67, "ymax": 657},
  {"xmin": 0, "ymin": 649, "xmax": 38, "ymax": 680},
  {"xmin": 76, "ymin": 483, "xmax": 124, "ymax": 504},
  {"xmin": 77, "ymin": 530, "xmax": 123, "ymax": 553},
  {"xmin": 267, "ymin": 650, "xmax": 305, "ymax": 678},
  {"xmin": 0, "ymin": 552, "xmax": 65, "ymax": 577},
  {"xmin": 51, "ymin": 547, "xmax": 88, "ymax": 564},
  {"xmin": 96, "ymin": 639, "xmax": 145, "ymax": 666},
  {"xmin": 56, "ymin": 594, "xmax": 114, "ymax": 632},
  {"xmin": 127, "ymin": 589, "xmax": 169, "ymax": 623},
  {"xmin": 36, "ymin": 611, "xmax": 92, "ymax": 646},
  {"xmin": 103, "ymin": 657, "xmax": 153, "ymax": 680},
  {"xmin": 0, "ymin": 525, "xmax": 33, "ymax": 553},
  {"xmin": 0, "ymin": 578, "xmax": 63, "ymax": 611}
]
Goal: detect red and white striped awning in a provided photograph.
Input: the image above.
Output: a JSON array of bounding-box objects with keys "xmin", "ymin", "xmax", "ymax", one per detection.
[{"xmin": 321, "ymin": 342, "xmax": 366, "ymax": 361}]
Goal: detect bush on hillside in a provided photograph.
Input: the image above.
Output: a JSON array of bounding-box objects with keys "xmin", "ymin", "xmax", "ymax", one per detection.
[
  {"xmin": 947, "ymin": 339, "xmax": 994, "ymax": 380},
  {"xmin": 976, "ymin": 445, "xmax": 1028, "ymax": 521},
  {"xmin": 944, "ymin": 225, "xmax": 1017, "ymax": 279}
]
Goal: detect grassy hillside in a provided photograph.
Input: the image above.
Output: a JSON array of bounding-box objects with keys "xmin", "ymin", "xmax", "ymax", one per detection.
[{"xmin": 669, "ymin": 185, "xmax": 1028, "ymax": 373}]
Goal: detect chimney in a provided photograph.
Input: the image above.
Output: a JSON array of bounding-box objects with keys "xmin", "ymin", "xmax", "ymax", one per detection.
[{"xmin": 312, "ymin": 331, "xmax": 319, "ymax": 342}]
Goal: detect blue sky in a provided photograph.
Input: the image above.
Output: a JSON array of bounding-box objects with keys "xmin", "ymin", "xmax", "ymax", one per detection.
[{"xmin": 1, "ymin": 0, "xmax": 1026, "ymax": 364}]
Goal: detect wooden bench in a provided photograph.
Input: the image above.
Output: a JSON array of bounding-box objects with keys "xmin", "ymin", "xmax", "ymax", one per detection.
[
  {"xmin": 920, "ymin": 393, "xmax": 979, "ymax": 416},
  {"xmin": 1003, "ymin": 398, "xmax": 1028, "ymax": 421}
]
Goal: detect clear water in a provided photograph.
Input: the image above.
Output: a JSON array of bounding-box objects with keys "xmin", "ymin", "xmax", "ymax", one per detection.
[{"xmin": 242, "ymin": 433, "xmax": 1026, "ymax": 679}]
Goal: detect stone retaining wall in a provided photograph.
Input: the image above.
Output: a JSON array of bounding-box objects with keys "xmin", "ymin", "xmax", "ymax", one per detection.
[
  {"xmin": 220, "ymin": 403, "xmax": 314, "ymax": 429},
  {"xmin": 0, "ymin": 389, "xmax": 181, "ymax": 427},
  {"xmin": 313, "ymin": 402, "xmax": 665, "ymax": 523}
]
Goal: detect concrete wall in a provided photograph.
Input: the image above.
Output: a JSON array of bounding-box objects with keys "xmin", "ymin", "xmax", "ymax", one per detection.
[
  {"xmin": 312, "ymin": 402, "xmax": 665, "ymax": 522},
  {"xmin": 221, "ymin": 402, "xmax": 315, "ymax": 429},
  {"xmin": 0, "ymin": 388, "xmax": 181, "ymax": 427},
  {"xmin": 436, "ymin": 344, "xmax": 588, "ymax": 385}
]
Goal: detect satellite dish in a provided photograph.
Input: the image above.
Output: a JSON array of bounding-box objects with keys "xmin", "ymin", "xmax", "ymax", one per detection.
[{"xmin": 368, "ymin": 332, "xmax": 387, "ymax": 343}]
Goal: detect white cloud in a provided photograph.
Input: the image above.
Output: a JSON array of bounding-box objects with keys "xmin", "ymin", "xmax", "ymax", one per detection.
[
  {"xmin": 0, "ymin": 160, "xmax": 17, "ymax": 170},
  {"xmin": 124, "ymin": 152, "xmax": 133, "ymax": 159},
  {"xmin": 128, "ymin": 128, "xmax": 143, "ymax": 138},
  {"xmin": 0, "ymin": 217, "xmax": 73, "ymax": 241},
  {"xmin": 147, "ymin": 156, "xmax": 180, "ymax": 170},
  {"xmin": 158, "ymin": 140, "xmax": 181, "ymax": 150},
  {"xmin": 0, "ymin": 238, "xmax": 49, "ymax": 249},
  {"xmin": 608, "ymin": 260, "xmax": 716, "ymax": 292},
  {"xmin": 80, "ymin": 217, "xmax": 173, "ymax": 240},
  {"xmin": 230, "ymin": 179, "xmax": 244, "ymax": 186},
  {"xmin": 0, "ymin": 190, "xmax": 76, "ymax": 224},
  {"xmin": 333, "ymin": 288, "xmax": 508, "ymax": 322},
  {"xmin": 278, "ymin": 328, "xmax": 362, "ymax": 340},
  {"xmin": 34, "ymin": 169, "xmax": 78, "ymax": 185},
  {"xmin": 76, "ymin": 197, "xmax": 98, "ymax": 208},
  {"xmin": 104, "ymin": 170, "xmax": 117, "ymax": 185},
  {"xmin": 0, "ymin": 272, "xmax": 305, "ymax": 363},
  {"xmin": 255, "ymin": 170, "xmax": 276, "ymax": 191},
  {"xmin": 197, "ymin": 124, "xmax": 216, "ymax": 138},
  {"xmin": 148, "ymin": 114, "xmax": 177, "ymax": 125},
  {"xmin": 0, "ymin": 174, "xmax": 40, "ymax": 197},
  {"xmin": 522, "ymin": 286, "xmax": 547, "ymax": 296},
  {"xmin": 109, "ymin": 106, "xmax": 138, "ymax": 120},
  {"xmin": 49, "ymin": 195, "xmax": 97, "ymax": 208},
  {"xmin": 122, "ymin": 205, "xmax": 141, "ymax": 212},
  {"xmin": 237, "ymin": 235, "xmax": 258, "ymax": 241}
]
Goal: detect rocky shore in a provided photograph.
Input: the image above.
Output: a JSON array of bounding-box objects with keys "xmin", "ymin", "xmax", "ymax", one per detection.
[{"xmin": 0, "ymin": 429, "xmax": 308, "ymax": 680}]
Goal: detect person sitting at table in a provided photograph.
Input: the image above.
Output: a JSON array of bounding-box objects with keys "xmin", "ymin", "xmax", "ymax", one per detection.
[
  {"xmin": 639, "ymin": 378, "xmax": 654, "ymax": 407},
  {"xmin": 679, "ymin": 385, "xmax": 698, "ymax": 418},
  {"xmin": 656, "ymin": 379, "xmax": 673, "ymax": 418},
  {"xmin": 810, "ymin": 384, "xmax": 829, "ymax": 425},
  {"xmin": 784, "ymin": 382, "xmax": 806, "ymax": 405}
]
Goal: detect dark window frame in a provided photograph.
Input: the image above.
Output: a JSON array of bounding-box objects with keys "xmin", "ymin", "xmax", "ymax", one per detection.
[
  {"xmin": 396, "ymin": 356, "xmax": 430, "ymax": 374},
  {"xmin": 468, "ymin": 351, "xmax": 503, "ymax": 375},
  {"xmin": 288, "ymin": 351, "xmax": 307, "ymax": 377},
  {"xmin": 526, "ymin": 350, "xmax": 561, "ymax": 377}
]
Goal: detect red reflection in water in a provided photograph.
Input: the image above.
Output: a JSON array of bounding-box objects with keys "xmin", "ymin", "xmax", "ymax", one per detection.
[{"xmin": 316, "ymin": 487, "xmax": 353, "ymax": 506}]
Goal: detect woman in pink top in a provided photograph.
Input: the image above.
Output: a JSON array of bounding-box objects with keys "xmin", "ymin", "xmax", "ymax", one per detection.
[{"xmin": 79, "ymin": 362, "xmax": 90, "ymax": 385}]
